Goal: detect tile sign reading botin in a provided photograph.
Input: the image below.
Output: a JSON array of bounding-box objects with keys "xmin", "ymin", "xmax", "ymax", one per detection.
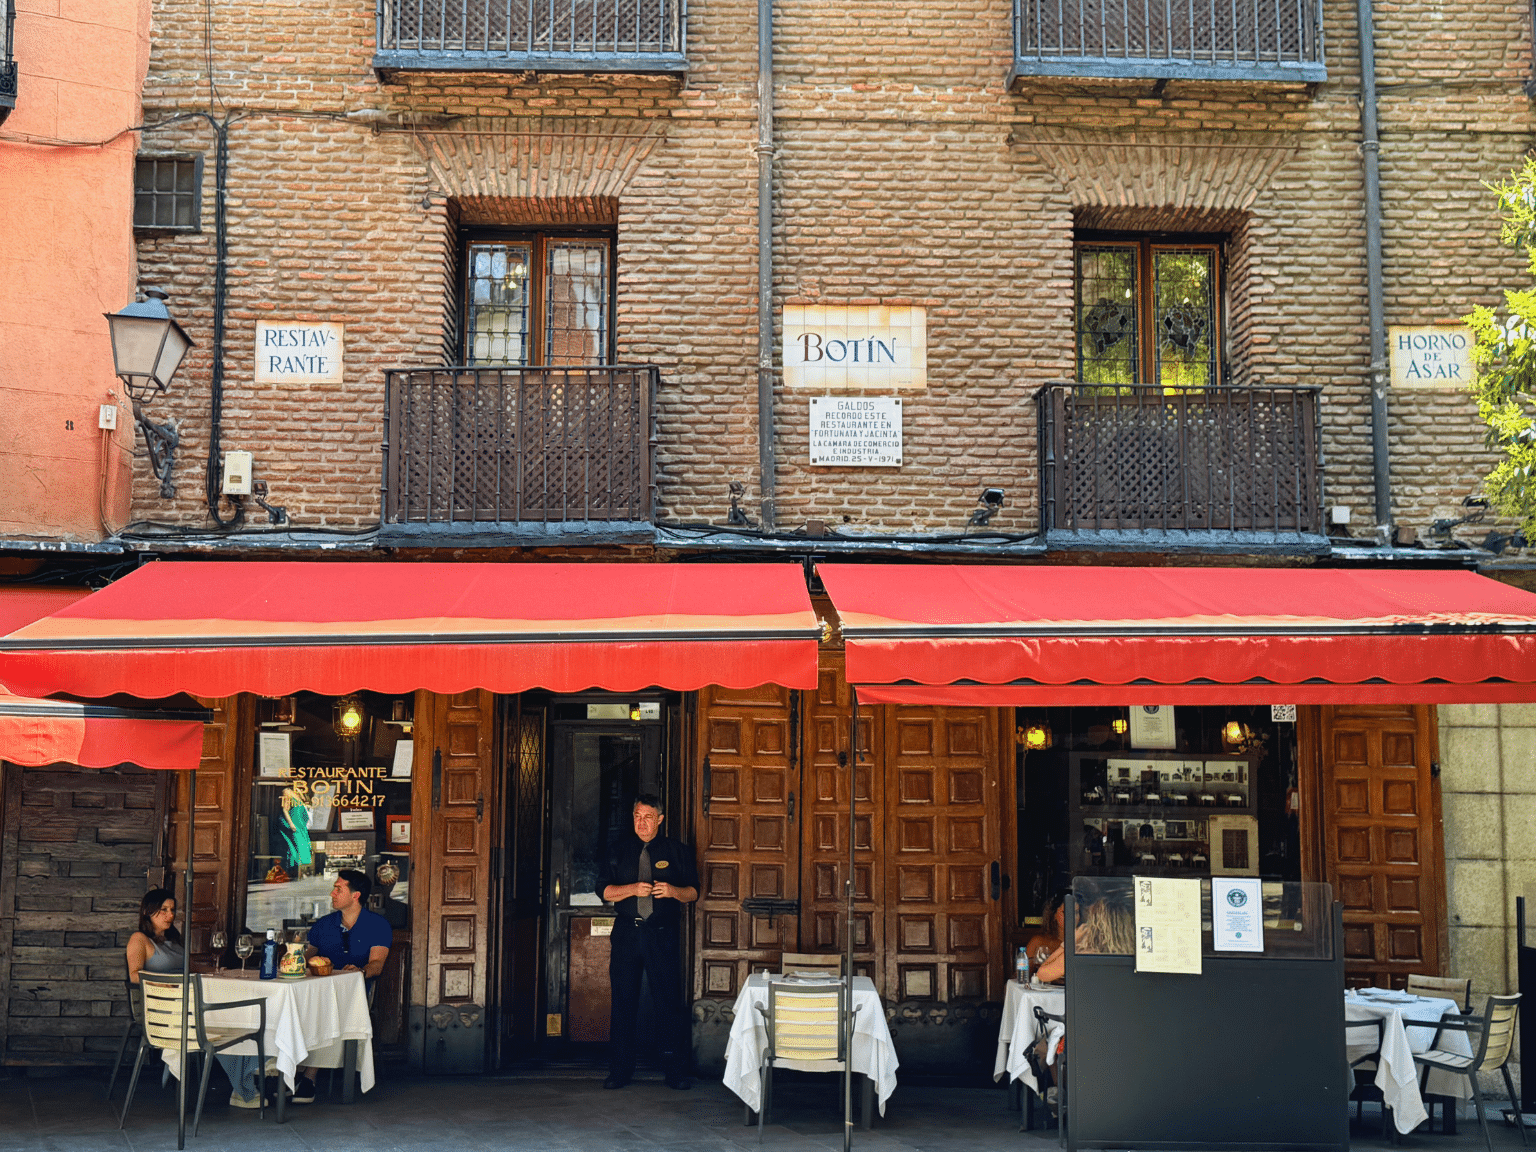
[
  {"xmin": 254, "ymin": 321, "xmax": 345, "ymax": 385},
  {"xmin": 783, "ymin": 305, "xmax": 926, "ymax": 390}
]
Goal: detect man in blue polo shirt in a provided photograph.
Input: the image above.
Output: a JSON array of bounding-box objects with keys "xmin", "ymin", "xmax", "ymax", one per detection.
[{"xmin": 289, "ymin": 869, "xmax": 391, "ymax": 1103}]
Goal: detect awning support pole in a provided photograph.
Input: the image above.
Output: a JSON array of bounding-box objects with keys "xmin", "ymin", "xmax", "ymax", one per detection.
[
  {"xmin": 177, "ymin": 767, "xmax": 196, "ymax": 1150},
  {"xmin": 844, "ymin": 690, "xmax": 858, "ymax": 1152}
]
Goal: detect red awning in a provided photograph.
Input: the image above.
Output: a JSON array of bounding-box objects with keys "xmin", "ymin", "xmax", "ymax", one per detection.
[
  {"xmin": 0, "ymin": 587, "xmax": 207, "ymax": 770},
  {"xmin": 817, "ymin": 564, "xmax": 1536, "ymax": 705},
  {"xmin": 0, "ymin": 562, "xmax": 821, "ymax": 698}
]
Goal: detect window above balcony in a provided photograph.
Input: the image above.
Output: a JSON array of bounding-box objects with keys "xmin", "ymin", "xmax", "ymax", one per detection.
[
  {"xmin": 1009, "ymin": 0, "xmax": 1326, "ymax": 86},
  {"xmin": 1, "ymin": 0, "xmax": 16, "ymax": 124},
  {"xmin": 373, "ymin": 0, "xmax": 686, "ymax": 76}
]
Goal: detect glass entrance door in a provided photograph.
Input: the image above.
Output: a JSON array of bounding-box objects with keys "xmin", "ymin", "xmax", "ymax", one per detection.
[{"xmin": 545, "ymin": 717, "xmax": 663, "ymax": 1054}]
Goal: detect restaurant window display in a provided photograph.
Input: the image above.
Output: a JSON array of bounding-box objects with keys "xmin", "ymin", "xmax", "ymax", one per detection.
[
  {"xmin": 244, "ymin": 692, "xmax": 415, "ymax": 934},
  {"xmin": 1015, "ymin": 705, "xmax": 1299, "ymax": 924}
]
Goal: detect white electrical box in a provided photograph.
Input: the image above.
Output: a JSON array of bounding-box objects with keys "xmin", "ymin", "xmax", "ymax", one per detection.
[
  {"xmin": 222, "ymin": 450, "xmax": 253, "ymax": 496},
  {"xmin": 98, "ymin": 405, "xmax": 118, "ymax": 431}
]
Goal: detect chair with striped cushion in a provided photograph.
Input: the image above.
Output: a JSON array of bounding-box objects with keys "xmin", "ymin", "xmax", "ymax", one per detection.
[
  {"xmin": 754, "ymin": 980, "xmax": 860, "ymax": 1143},
  {"xmin": 1412, "ymin": 993, "xmax": 1527, "ymax": 1152}
]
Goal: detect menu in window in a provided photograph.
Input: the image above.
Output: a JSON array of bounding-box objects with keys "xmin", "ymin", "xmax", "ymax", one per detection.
[{"xmin": 1133, "ymin": 876, "xmax": 1203, "ymax": 975}]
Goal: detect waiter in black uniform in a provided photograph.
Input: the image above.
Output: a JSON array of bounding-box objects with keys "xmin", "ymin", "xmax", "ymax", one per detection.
[{"xmin": 598, "ymin": 793, "xmax": 698, "ymax": 1090}]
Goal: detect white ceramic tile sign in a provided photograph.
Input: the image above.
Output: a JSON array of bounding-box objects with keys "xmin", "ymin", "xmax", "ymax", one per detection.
[
  {"xmin": 808, "ymin": 396, "xmax": 903, "ymax": 467},
  {"xmin": 783, "ymin": 305, "xmax": 926, "ymax": 390},
  {"xmin": 254, "ymin": 321, "xmax": 344, "ymax": 385},
  {"xmin": 1389, "ymin": 324, "xmax": 1474, "ymax": 390}
]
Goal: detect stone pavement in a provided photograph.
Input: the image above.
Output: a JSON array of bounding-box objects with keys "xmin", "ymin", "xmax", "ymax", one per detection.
[{"xmin": 0, "ymin": 1067, "xmax": 1528, "ymax": 1152}]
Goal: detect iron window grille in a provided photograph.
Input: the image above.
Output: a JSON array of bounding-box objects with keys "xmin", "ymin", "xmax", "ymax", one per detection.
[
  {"xmin": 461, "ymin": 232, "xmax": 614, "ymax": 367},
  {"xmin": 133, "ymin": 155, "xmax": 204, "ymax": 233},
  {"xmin": 1076, "ymin": 237, "xmax": 1223, "ymax": 389},
  {"xmin": 0, "ymin": 0, "xmax": 16, "ymax": 122}
]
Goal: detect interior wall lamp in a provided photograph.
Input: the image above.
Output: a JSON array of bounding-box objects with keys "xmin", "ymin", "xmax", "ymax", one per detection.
[
  {"xmin": 104, "ymin": 287, "xmax": 194, "ymax": 499},
  {"xmin": 333, "ymin": 695, "xmax": 365, "ymax": 740},
  {"xmin": 1222, "ymin": 720, "xmax": 1250, "ymax": 746},
  {"xmin": 1111, "ymin": 717, "xmax": 1129, "ymax": 735},
  {"xmin": 1017, "ymin": 723, "xmax": 1053, "ymax": 751}
]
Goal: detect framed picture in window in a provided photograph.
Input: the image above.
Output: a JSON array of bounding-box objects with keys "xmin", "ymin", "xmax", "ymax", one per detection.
[
  {"xmin": 387, "ymin": 816, "xmax": 412, "ymax": 847},
  {"xmin": 338, "ymin": 809, "xmax": 375, "ymax": 831}
]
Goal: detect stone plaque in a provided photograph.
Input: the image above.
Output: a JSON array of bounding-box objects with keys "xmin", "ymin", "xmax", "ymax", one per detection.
[
  {"xmin": 808, "ymin": 396, "xmax": 903, "ymax": 467},
  {"xmin": 784, "ymin": 305, "xmax": 926, "ymax": 390},
  {"xmin": 254, "ymin": 321, "xmax": 344, "ymax": 384},
  {"xmin": 1389, "ymin": 324, "xmax": 1473, "ymax": 390}
]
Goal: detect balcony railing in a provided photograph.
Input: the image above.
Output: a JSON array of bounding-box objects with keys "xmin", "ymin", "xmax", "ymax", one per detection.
[
  {"xmin": 1, "ymin": 0, "xmax": 16, "ymax": 123},
  {"xmin": 1010, "ymin": 0, "xmax": 1326, "ymax": 84},
  {"xmin": 1036, "ymin": 383, "xmax": 1323, "ymax": 538},
  {"xmin": 373, "ymin": 0, "xmax": 686, "ymax": 74},
  {"xmin": 382, "ymin": 366, "xmax": 656, "ymax": 533}
]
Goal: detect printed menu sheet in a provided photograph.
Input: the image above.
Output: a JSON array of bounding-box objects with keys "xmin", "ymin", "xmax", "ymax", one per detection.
[{"xmin": 1133, "ymin": 876, "xmax": 1203, "ymax": 975}]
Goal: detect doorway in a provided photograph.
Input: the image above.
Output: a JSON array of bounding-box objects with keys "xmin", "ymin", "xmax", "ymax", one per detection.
[{"xmin": 539, "ymin": 696, "xmax": 673, "ymax": 1059}]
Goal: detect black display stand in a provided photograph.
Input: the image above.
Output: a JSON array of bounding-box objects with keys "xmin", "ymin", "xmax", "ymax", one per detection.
[
  {"xmin": 1520, "ymin": 897, "xmax": 1535, "ymax": 1115},
  {"xmin": 1064, "ymin": 895, "xmax": 1348, "ymax": 1152}
]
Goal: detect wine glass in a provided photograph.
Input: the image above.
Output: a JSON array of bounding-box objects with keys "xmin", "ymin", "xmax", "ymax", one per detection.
[
  {"xmin": 235, "ymin": 934, "xmax": 254, "ymax": 974},
  {"xmin": 210, "ymin": 931, "xmax": 227, "ymax": 972}
]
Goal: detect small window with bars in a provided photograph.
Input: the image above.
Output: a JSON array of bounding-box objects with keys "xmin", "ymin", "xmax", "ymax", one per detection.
[
  {"xmin": 133, "ymin": 155, "xmax": 203, "ymax": 233},
  {"xmin": 1075, "ymin": 237, "xmax": 1222, "ymax": 388},
  {"xmin": 462, "ymin": 232, "xmax": 613, "ymax": 366}
]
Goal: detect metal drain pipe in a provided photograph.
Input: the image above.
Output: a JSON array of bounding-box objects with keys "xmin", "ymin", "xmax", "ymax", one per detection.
[
  {"xmin": 756, "ymin": 0, "xmax": 777, "ymax": 530},
  {"xmin": 1356, "ymin": 0, "xmax": 1393, "ymax": 528}
]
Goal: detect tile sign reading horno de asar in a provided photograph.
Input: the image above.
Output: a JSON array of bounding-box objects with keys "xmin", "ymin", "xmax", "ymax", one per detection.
[
  {"xmin": 1388, "ymin": 324, "xmax": 1474, "ymax": 389},
  {"xmin": 254, "ymin": 321, "xmax": 345, "ymax": 385}
]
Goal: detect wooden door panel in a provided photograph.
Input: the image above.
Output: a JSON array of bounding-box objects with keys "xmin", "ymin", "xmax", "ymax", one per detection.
[
  {"xmin": 800, "ymin": 656, "xmax": 883, "ymax": 986},
  {"xmin": 884, "ymin": 706, "xmax": 1002, "ymax": 1003},
  {"xmin": 694, "ymin": 685, "xmax": 797, "ymax": 1001},
  {"xmin": 1318, "ymin": 705, "xmax": 1444, "ymax": 988},
  {"xmin": 413, "ymin": 689, "xmax": 498, "ymax": 1071},
  {"xmin": 183, "ymin": 696, "xmax": 247, "ymax": 959}
]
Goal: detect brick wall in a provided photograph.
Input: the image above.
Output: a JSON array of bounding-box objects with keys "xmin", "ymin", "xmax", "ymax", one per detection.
[
  {"xmin": 127, "ymin": 0, "xmax": 1532, "ymax": 538},
  {"xmin": 0, "ymin": 765, "xmax": 168, "ymax": 1065}
]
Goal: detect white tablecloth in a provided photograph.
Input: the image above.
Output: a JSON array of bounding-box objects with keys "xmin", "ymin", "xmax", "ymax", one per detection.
[
  {"xmin": 1345, "ymin": 989, "xmax": 1473, "ymax": 1134},
  {"xmin": 163, "ymin": 970, "xmax": 375, "ymax": 1093},
  {"xmin": 992, "ymin": 980, "xmax": 1067, "ymax": 1095},
  {"xmin": 723, "ymin": 974, "xmax": 898, "ymax": 1116}
]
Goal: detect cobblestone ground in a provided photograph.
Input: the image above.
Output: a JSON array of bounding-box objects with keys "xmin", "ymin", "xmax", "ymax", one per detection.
[{"xmin": 0, "ymin": 1068, "xmax": 1525, "ymax": 1152}]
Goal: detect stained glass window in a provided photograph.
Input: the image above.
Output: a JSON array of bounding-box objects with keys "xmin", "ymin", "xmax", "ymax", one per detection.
[{"xmin": 1075, "ymin": 239, "xmax": 1221, "ymax": 388}]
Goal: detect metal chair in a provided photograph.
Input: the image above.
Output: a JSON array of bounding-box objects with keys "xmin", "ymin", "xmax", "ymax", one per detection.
[
  {"xmin": 1406, "ymin": 974, "xmax": 1474, "ymax": 1014},
  {"xmin": 780, "ymin": 952, "xmax": 842, "ymax": 977},
  {"xmin": 119, "ymin": 973, "xmax": 268, "ymax": 1136},
  {"xmin": 1412, "ymin": 993, "xmax": 1528, "ymax": 1152},
  {"xmin": 104, "ymin": 975, "xmax": 139, "ymax": 1101},
  {"xmin": 1032, "ymin": 1005, "xmax": 1068, "ymax": 1147},
  {"xmin": 754, "ymin": 979, "xmax": 861, "ymax": 1143}
]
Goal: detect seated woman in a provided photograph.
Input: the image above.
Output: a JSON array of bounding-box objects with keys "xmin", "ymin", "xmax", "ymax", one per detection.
[
  {"xmin": 1023, "ymin": 893, "xmax": 1065, "ymax": 969},
  {"xmin": 126, "ymin": 889, "xmax": 264, "ymax": 1109}
]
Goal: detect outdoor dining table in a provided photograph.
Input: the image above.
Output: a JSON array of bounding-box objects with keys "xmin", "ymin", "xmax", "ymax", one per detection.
[
  {"xmin": 1345, "ymin": 987, "xmax": 1474, "ymax": 1135},
  {"xmin": 993, "ymin": 979, "xmax": 1066, "ymax": 1097},
  {"xmin": 162, "ymin": 968, "xmax": 375, "ymax": 1123},
  {"xmin": 722, "ymin": 972, "xmax": 899, "ymax": 1125}
]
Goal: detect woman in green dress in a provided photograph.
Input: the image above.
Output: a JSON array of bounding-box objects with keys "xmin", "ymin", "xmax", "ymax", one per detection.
[{"xmin": 276, "ymin": 786, "xmax": 312, "ymax": 874}]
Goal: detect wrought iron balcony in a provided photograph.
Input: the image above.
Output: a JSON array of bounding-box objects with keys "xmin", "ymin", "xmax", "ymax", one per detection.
[
  {"xmin": 373, "ymin": 0, "xmax": 685, "ymax": 75},
  {"xmin": 1, "ymin": 0, "xmax": 16, "ymax": 124},
  {"xmin": 1010, "ymin": 0, "xmax": 1325, "ymax": 84},
  {"xmin": 1036, "ymin": 383, "xmax": 1324, "ymax": 546},
  {"xmin": 381, "ymin": 366, "xmax": 656, "ymax": 539}
]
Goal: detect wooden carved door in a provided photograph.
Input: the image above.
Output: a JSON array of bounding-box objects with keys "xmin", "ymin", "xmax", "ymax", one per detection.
[
  {"xmin": 800, "ymin": 656, "xmax": 882, "ymax": 983},
  {"xmin": 413, "ymin": 689, "xmax": 500, "ymax": 1072},
  {"xmin": 1317, "ymin": 705, "xmax": 1446, "ymax": 988},
  {"xmin": 693, "ymin": 685, "xmax": 800, "ymax": 1002},
  {"xmin": 884, "ymin": 706, "xmax": 1005, "ymax": 1003}
]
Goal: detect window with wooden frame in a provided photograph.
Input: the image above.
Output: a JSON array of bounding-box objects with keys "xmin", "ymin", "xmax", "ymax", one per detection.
[
  {"xmin": 133, "ymin": 154, "xmax": 203, "ymax": 233},
  {"xmin": 461, "ymin": 231, "xmax": 614, "ymax": 366},
  {"xmin": 1074, "ymin": 237, "xmax": 1222, "ymax": 388}
]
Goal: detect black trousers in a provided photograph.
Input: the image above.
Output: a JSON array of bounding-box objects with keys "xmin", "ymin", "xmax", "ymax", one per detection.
[{"xmin": 607, "ymin": 920, "xmax": 689, "ymax": 1078}]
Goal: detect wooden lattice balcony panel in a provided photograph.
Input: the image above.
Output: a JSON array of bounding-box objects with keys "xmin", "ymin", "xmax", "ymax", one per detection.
[
  {"xmin": 381, "ymin": 366, "xmax": 657, "ymax": 530},
  {"xmin": 1035, "ymin": 383, "xmax": 1324, "ymax": 537},
  {"xmin": 1009, "ymin": 0, "xmax": 1326, "ymax": 84}
]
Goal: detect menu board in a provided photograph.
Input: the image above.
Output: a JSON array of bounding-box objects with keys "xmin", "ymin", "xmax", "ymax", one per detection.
[{"xmin": 1133, "ymin": 876, "xmax": 1203, "ymax": 974}]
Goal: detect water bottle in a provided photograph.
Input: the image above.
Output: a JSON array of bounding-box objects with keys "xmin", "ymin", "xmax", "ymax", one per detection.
[
  {"xmin": 260, "ymin": 929, "xmax": 279, "ymax": 980},
  {"xmin": 1016, "ymin": 945, "xmax": 1030, "ymax": 985}
]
